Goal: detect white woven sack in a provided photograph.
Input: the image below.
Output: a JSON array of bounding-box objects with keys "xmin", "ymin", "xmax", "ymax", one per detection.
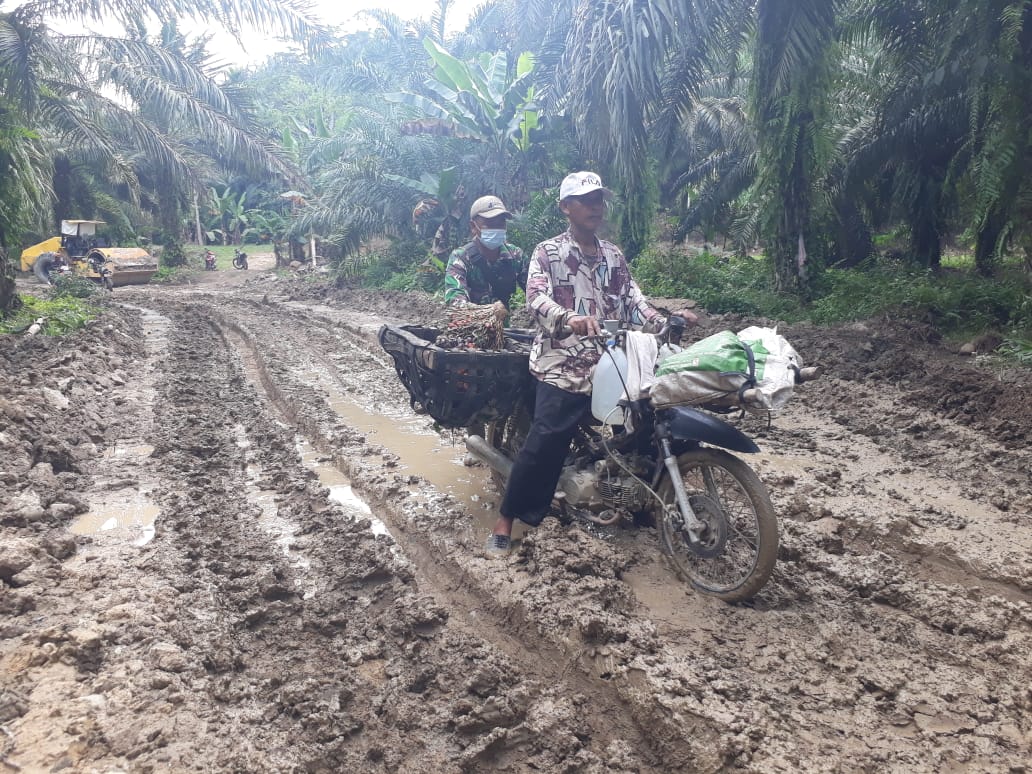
[{"xmin": 736, "ymin": 326, "xmax": 800, "ymax": 412}]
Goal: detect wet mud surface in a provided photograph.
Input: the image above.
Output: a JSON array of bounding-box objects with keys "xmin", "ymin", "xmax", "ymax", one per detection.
[{"xmin": 2, "ymin": 264, "xmax": 1030, "ymax": 772}]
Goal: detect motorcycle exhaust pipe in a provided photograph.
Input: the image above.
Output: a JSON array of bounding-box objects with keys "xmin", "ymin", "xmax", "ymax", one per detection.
[{"xmin": 465, "ymin": 434, "xmax": 513, "ymax": 480}]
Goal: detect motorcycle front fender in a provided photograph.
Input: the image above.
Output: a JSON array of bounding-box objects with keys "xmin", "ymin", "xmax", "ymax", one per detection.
[{"xmin": 656, "ymin": 406, "xmax": 760, "ymax": 453}]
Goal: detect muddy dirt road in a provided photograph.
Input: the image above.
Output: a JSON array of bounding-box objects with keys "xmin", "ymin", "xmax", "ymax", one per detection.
[{"xmin": 2, "ymin": 262, "xmax": 1030, "ymax": 772}]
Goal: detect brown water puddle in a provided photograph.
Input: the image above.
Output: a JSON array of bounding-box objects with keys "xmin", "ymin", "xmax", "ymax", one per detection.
[
  {"xmin": 295, "ymin": 436, "xmax": 393, "ymax": 539},
  {"xmin": 72, "ymin": 305, "xmax": 171, "ymax": 547},
  {"xmin": 69, "ymin": 495, "xmax": 159, "ymax": 547},
  {"xmin": 293, "ymin": 363, "xmax": 510, "ymax": 536}
]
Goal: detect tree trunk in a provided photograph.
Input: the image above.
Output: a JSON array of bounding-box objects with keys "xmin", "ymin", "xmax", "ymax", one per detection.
[
  {"xmin": 0, "ymin": 250, "xmax": 20, "ymax": 317},
  {"xmin": 158, "ymin": 186, "xmax": 186, "ymax": 267},
  {"xmin": 770, "ymin": 227, "xmax": 809, "ymax": 295},
  {"xmin": 53, "ymin": 156, "xmax": 73, "ymax": 227},
  {"xmin": 193, "ymin": 192, "xmax": 204, "ymax": 246},
  {"xmin": 753, "ymin": 0, "xmax": 836, "ymax": 296},
  {"xmin": 832, "ymin": 200, "xmax": 873, "ymax": 268},
  {"xmin": 769, "ymin": 154, "xmax": 812, "ymax": 295},
  {"xmin": 975, "ymin": 208, "xmax": 1005, "ymax": 276},
  {"xmin": 911, "ymin": 215, "xmax": 942, "ymax": 269}
]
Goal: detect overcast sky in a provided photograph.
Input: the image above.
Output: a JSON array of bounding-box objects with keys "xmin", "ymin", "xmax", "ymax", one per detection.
[
  {"xmin": 13, "ymin": 0, "xmax": 483, "ymax": 68},
  {"xmin": 205, "ymin": 0, "xmax": 482, "ymax": 66}
]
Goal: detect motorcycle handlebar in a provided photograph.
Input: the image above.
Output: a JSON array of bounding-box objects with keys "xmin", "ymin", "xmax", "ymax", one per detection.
[{"xmin": 557, "ymin": 313, "xmax": 690, "ymax": 344}]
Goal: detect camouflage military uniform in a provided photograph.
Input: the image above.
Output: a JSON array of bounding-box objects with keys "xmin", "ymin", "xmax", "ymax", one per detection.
[
  {"xmin": 527, "ymin": 230, "xmax": 663, "ymax": 395},
  {"xmin": 444, "ymin": 241, "xmax": 527, "ymax": 307}
]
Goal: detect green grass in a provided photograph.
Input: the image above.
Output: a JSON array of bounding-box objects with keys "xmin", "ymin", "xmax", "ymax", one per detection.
[
  {"xmin": 0, "ymin": 292, "xmax": 101, "ymax": 335},
  {"xmin": 810, "ymin": 258, "xmax": 1030, "ymax": 335},
  {"xmin": 999, "ymin": 336, "xmax": 1032, "ymax": 365},
  {"xmin": 634, "ymin": 246, "xmax": 1031, "ymax": 344},
  {"xmin": 634, "ymin": 247, "xmax": 806, "ymax": 320}
]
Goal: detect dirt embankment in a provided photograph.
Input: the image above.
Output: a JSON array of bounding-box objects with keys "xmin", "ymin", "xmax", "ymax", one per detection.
[{"xmin": 1, "ymin": 269, "xmax": 1030, "ymax": 772}]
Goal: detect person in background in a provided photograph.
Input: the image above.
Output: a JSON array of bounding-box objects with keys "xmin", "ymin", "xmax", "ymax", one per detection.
[
  {"xmin": 445, "ymin": 195, "xmax": 528, "ymax": 321},
  {"xmin": 483, "ymin": 171, "xmax": 698, "ymax": 557}
]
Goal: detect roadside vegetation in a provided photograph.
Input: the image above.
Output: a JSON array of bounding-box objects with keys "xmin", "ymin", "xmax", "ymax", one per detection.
[
  {"xmin": 0, "ymin": 0, "xmax": 1029, "ymax": 360},
  {"xmin": 0, "ymin": 276, "xmax": 107, "ymax": 335}
]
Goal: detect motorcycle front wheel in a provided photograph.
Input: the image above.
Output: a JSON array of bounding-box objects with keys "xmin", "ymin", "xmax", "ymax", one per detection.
[{"xmin": 657, "ymin": 448, "xmax": 778, "ymax": 602}]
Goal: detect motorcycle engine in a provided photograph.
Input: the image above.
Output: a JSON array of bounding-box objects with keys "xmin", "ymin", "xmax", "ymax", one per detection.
[
  {"xmin": 556, "ymin": 454, "xmax": 652, "ymax": 511},
  {"xmin": 594, "ymin": 456, "xmax": 650, "ymax": 511}
]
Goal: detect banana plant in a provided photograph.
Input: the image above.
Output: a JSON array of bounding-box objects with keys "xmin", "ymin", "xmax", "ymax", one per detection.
[
  {"xmin": 206, "ymin": 187, "xmax": 250, "ymax": 245},
  {"xmin": 384, "ymin": 167, "xmax": 467, "ymax": 259},
  {"xmin": 384, "ymin": 40, "xmax": 542, "ymax": 193}
]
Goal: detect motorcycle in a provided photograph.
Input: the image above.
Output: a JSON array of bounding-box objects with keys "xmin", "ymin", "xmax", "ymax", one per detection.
[
  {"xmin": 85, "ymin": 252, "xmax": 115, "ymax": 290},
  {"xmin": 232, "ymin": 248, "xmax": 248, "ymax": 270},
  {"xmin": 204, "ymin": 250, "xmax": 217, "ymax": 271},
  {"xmin": 463, "ymin": 316, "xmax": 818, "ymax": 602}
]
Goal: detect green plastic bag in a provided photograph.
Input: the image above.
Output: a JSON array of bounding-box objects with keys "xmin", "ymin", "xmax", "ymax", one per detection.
[
  {"xmin": 656, "ymin": 331, "xmax": 769, "ymax": 379},
  {"xmin": 651, "ymin": 331, "xmax": 769, "ymax": 409}
]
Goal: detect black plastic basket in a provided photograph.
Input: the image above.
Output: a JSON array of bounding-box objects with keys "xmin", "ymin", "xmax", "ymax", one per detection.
[{"xmin": 378, "ymin": 324, "xmax": 534, "ymax": 428}]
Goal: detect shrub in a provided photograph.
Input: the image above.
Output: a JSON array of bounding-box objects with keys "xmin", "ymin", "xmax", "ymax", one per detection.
[
  {"xmin": 810, "ymin": 258, "xmax": 1029, "ymax": 334},
  {"xmin": 0, "ymin": 293, "xmax": 98, "ymax": 335},
  {"xmin": 51, "ymin": 274, "xmax": 103, "ymax": 299}
]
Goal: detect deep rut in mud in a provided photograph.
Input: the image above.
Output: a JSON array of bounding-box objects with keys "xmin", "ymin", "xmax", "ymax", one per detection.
[{"xmin": 1, "ymin": 274, "xmax": 1030, "ymax": 772}]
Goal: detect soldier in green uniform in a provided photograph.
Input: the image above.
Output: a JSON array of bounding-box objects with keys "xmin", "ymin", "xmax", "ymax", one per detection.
[{"xmin": 444, "ymin": 195, "xmax": 528, "ymax": 320}]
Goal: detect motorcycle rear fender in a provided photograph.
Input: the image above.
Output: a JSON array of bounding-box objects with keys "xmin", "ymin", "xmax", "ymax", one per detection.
[{"xmin": 656, "ymin": 406, "xmax": 760, "ymax": 453}]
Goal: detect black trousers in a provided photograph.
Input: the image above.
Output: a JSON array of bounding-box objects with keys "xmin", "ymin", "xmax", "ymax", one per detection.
[{"xmin": 500, "ymin": 381, "xmax": 590, "ymax": 526}]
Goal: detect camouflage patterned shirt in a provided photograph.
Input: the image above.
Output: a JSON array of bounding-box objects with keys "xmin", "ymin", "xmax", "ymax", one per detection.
[
  {"xmin": 527, "ymin": 230, "xmax": 662, "ymax": 394},
  {"xmin": 444, "ymin": 241, "xmax": 527, "ymax": 307}
]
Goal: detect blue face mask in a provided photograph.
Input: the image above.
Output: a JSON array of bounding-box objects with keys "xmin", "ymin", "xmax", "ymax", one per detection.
[{"xmin": 478, "ymin": 228, "xmax": 507, "ymax": 249}]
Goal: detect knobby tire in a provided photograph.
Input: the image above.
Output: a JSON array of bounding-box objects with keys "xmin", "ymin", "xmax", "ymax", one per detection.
[{"xmin": 657, "ymin": 448, "xmax": 778, "ymax": 602}]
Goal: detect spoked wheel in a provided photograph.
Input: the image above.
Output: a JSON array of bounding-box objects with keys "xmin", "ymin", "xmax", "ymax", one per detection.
[
  {"xmin": 483, "ymin": 400, "xmax": 532, "ymax": 494},
  {"xmin": 657, "ymin": 448, "xmax": 778, "ymax": 602}
]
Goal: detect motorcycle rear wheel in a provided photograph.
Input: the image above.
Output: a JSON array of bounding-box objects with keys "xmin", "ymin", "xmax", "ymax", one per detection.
[
  {"xmin": 657, "ymin": 448, "xmax": 778, "ymax": 602},
  {"xmin": 483, "ymin": 400, "xmax": 532, "ymax": 493}
]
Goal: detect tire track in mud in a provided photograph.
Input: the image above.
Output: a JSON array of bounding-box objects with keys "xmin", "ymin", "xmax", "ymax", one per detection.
[
  {"xmin": 130, "ymin": 297, "xmax": 680, "ymax": 771},
  {"xmin": 205, "ymin": 304, "xmax": 725, "ymax": 771},
  {"xmin": 760, "ymin": 382, "xmax": 1032, "ymax": 587},
  {"xmin": 201, "ymin": 291, "xmax": 1032, "ymax": 772}
]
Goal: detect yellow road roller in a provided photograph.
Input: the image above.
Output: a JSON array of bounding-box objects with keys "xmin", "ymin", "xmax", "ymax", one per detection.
[{"xmin": 20, "ymin": 220, "xmax": 158, "ymax": 288}]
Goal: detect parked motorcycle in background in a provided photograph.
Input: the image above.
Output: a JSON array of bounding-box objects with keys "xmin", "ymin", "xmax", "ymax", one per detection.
[{"xmin": 232, "ymin": 249, "xmax": 248, "ymax": 270}]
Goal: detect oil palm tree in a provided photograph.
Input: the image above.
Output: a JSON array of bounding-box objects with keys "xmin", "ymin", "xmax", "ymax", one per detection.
[
  {"xmin": 0, "ymin": 0, "xmax": 328, "ymax": 312},
  {"xmin": 557, "ymin": 0, "xmax": 840, "ymax": 288},
  {"xmin": 842, "ymin": 0, "xmax": 1032, "ymax": 274},
  {"xmin": 750, "ymin": 0, "xmax": 841, "ymax": 292}
]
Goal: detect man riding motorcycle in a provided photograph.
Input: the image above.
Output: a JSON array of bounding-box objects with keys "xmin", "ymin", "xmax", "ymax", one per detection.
[{"xmin": 484, "ymin": 171, "xmax": 697, "ymax": 557}]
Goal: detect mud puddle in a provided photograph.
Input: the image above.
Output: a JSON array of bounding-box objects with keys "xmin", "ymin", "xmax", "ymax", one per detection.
[
  {"xmin": 69, "ymin": 493, "xmax": 159, "ymax": 546},
  {"xmin": 68, "ymin": 305, "xmax": 170, "ymax": 548},
  {"xmin": 291, "ymin": 360, "xmax": 505, "ymax": 531},
  {"xmin": 295, "ymin": 436, "xmax": 391, "ymax": 539}
]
